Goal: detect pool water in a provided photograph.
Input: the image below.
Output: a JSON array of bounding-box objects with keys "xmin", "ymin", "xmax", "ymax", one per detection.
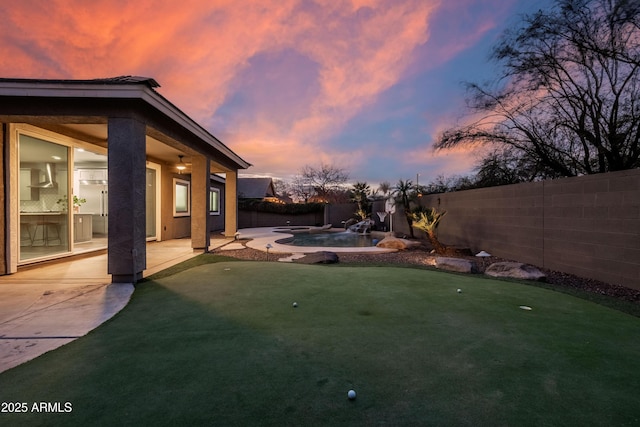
[{"xmin": 275, "ymin": 231, "xmax": 375, "ymax": 247}]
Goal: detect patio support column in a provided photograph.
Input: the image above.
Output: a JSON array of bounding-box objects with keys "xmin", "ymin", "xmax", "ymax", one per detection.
[
  {"xmin": 191, "ymin": 155, "xmax": 210, "ymax": 250},
  {"xmin": 224, "ymin": 170, "xmax": 238, "ymax": 237},
  {"xmin": 108, "ymin": 117, "xmax": 146, "ymax": 283}
]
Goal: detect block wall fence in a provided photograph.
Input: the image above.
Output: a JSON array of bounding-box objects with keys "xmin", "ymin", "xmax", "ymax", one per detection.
[
  {"xmin": 238, "ymin": 203, "xmax": 359, "ymax": 229},
  {"xmin": 392, "ymin": 169, "xmax": 639, "ymax": 290}
]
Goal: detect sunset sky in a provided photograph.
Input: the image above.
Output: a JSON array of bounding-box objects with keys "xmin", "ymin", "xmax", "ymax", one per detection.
[{"xmin": 2, "ymin": 0, "xmax": 554, "ymax": 186}]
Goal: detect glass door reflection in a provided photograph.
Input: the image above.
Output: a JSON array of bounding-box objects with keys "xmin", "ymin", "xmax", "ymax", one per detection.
[{"xmin": 19, "ymin": 134, "xmax": 70, "ymax": 262}]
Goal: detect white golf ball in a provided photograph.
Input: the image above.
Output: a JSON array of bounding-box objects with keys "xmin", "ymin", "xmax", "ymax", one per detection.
[
  {"xmin": 457, "ymin": 289, "xmax": 462, "ymax": 293},
  {"xmin": 347, "ymin": 390, "xmax": 356, "ymax": 400},
  {"xmin": 293, "ymin": 302, "xmax": 298, "ymax": 308}
]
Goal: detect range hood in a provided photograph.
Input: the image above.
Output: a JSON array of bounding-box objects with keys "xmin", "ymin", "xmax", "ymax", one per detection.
[{"xmin": 30, "ymin": 163, "xmax": 58, "ymax": 189}]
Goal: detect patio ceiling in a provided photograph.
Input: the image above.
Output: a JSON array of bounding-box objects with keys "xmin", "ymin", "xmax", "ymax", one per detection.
[{"xmin": 45, "ymin": 123, "xmax": 232, "ymax": 174}]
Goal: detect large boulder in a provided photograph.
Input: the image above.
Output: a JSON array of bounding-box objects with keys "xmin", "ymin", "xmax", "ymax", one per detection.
[
  {"xmin": 435, "ymin": 257, "xmax": 477, "ymax": 273},
  {"xmin": 294, "ymin": 251, "xmax": 339, "ymax": 264},
  {"xmin": 485, "ymin": 262, "xmax": 546, "ymax": 281},
  {"xmin": 376, "ymin": 235, "xmax": 421, "ymax": 250}
]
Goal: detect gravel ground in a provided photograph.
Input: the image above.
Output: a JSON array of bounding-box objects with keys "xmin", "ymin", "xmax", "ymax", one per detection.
[{"xmin": 213, "ymin": 239, "xmax": 640, "ymax": 304}]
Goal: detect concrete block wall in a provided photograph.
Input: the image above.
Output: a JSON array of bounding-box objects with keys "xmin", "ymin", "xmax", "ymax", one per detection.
[
  {"xmin": 409, "ymin": 169, "xmax": 639, "ymax": 290},
  {"xmin": 541, "ymin": 170, "xmax": 639, "ymax": 289},
  {"xmin": 238, "ymin": 203, "xmax": 359, "ymax": 229},
  {"xmin": 325, "ymin": 203, "xmax": 360, "ymax": 227},
  {"xmin": 238, "ymin": 210, "xmax": 325, "ymax": 228}
]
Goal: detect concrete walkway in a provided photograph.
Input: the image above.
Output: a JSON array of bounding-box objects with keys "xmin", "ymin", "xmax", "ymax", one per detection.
[{"xmin": 0, "ymin": 237, "xmax": 232, "ymax": 373}]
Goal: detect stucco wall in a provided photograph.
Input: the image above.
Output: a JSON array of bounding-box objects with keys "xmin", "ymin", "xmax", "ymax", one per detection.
[
  {"xmin": 161, "ymin": 169, "xmax": 191, "ymax": 240},
  {"xmin": 398, "ymin": 170, "xmax": 640, "ymax": 289}
]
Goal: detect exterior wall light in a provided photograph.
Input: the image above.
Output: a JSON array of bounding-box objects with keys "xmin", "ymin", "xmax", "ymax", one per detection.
[{"xmin": 177, "ymin": 155, "xmax": 187, "ymax": 172}]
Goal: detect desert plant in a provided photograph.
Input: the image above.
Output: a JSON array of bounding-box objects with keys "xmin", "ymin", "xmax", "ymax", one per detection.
[
  {"xmin": 354, "ymin": 208, "xmax": 368, "ymax": 221},
  {"xmin": 411, "ymin": 207, "xmax": 447, "ymax": 254}
]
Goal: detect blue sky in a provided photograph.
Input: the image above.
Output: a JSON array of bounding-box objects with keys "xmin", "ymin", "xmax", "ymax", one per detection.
[{"xmin": 2, "ymin": 0, "xmax": 555, "ymax": 186}]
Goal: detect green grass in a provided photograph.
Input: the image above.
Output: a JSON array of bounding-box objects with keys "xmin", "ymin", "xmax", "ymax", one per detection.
[{"xmin": 1, "ymin": 259, "xmax": 640, "ymax": 426}]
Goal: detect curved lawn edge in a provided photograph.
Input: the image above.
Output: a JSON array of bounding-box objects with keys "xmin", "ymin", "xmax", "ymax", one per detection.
[{"xmin": 146, "ymin": 253, "xmax": 640, "ymax": 318}]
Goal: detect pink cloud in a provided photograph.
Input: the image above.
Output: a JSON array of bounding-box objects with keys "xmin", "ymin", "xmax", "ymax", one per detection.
[{"xmin": 1, "ymin": 0, "xmax": 504, "ymax": 179}]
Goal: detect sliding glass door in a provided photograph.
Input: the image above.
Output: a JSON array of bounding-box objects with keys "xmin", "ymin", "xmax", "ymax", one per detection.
[
  {"xmin": 74, "ymin": 147, "xmax": 108, "ymax": 253},
  {"xmin": 18, "ymin": 135, "xmax": 71, "ymax": 262}
]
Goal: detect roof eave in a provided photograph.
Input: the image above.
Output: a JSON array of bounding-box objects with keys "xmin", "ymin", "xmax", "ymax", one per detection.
[{"xmin": 0, "ymin": 78, "xmax": 251, "ymax": 170}]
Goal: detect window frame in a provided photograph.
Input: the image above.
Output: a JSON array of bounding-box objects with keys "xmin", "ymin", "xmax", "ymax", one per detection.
[
  {"xmin": 209, "ymin": 187, "xmax": 221, "ymax": 215},
  {"xmin": 173, "ymin": 178, "xmax": 190, "ymax": 217}
]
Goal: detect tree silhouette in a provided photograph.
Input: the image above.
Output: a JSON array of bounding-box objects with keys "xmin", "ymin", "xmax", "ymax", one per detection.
[{"xmin": 437, "ymin": 0, "xmax": 640, "ymax": 177}]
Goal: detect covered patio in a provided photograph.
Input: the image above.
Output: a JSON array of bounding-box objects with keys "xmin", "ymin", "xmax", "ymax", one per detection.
[{"xmin": 0, "ymin": 76, "xmax": 250, "ymax": 283}]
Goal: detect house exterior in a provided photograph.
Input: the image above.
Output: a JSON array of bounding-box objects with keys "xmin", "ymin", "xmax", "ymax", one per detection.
[
  {"xmin": 237, "ymin": 177, "xmax": 279, "ymax": 202},
  {"xmin": 0, "ymin": 76, "xmax": 250, "ymax": 283}
]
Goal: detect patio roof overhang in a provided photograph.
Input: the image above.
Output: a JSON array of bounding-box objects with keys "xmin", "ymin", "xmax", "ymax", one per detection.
[{"xmin": 0, "ymin": 76, "xmax": 251, "ymax": 173}]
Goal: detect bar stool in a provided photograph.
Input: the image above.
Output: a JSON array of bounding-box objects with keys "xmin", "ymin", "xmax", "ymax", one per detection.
[
  {"xmin": 32, "ymin": 218, "xmax": 62, "ymax": 246},
  {"xmin": 31, "ymin": 218, "xmax": 46, "ymax": 246},
  {"xmin": 43, "ymin": 221, "xmax": 62, "ymax": 246},
  {"xmin": 20, "ymin": 222, "xmax": 33, "ymax": 246}
]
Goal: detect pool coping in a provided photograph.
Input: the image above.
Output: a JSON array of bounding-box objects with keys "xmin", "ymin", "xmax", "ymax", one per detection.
[{"xmin": 238, "ymin": 227, "xmax": 397, "ymax": 254}]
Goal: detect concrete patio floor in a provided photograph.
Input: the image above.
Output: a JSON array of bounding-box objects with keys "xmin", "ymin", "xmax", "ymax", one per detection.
[{"xmin": 0, "ymin": 236, "xmax": 233, "ymax": 373}]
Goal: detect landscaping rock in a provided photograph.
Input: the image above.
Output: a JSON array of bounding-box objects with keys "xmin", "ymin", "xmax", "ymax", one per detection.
[
  {"xmin": 435, "ymin": 257, "xmax": 477, "ymax": 273},
  {"xmin": 294, "ymin": 251, "xmax": 339, "ymax": 264},
  {"xmin": 376, "ymin": 235, "xmax": 421, "ymax": 250},
  {"xmin": 485, "ymin": 262, "xmax": 546, "ymax": 281}
]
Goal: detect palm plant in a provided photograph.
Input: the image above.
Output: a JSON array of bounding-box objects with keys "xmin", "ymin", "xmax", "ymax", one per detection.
[
  {"xmin": 351, "ymin": 182, "xmax": 372, "ymax": 220},
  {"xmin": 377, "ymin": 181, "xmax": 391, "ymax": 199},
  {"xmin": 411, "ymin": 207, "xmax": 447, "ymax": 254},
  {"xmin": 392, "ymin": 179, "xmax": 416, "ymax": 238}
]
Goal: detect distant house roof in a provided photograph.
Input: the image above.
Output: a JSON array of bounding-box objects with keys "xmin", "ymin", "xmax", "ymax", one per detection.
[{"xmin": 238, "ymin": 178, "xmax": 276, "ymax": 199}]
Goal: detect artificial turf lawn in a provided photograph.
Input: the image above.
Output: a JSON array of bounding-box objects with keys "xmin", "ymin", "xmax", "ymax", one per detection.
[{"xmin": 1, "ymin": 259, "xmax": 639, "ymax": 426}]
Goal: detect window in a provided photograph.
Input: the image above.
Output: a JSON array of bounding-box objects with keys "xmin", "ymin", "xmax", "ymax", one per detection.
[
  {"xmin": 210, "ymin": 187, "xmax": 220, "ymax": 215},
  {"xmin": 173, "ymin": 178, "xmax": 190, "ymax": 217}
]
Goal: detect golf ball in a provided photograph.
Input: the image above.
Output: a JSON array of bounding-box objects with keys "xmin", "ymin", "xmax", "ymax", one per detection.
[
  {"xmin": 348, "ymin": 390, "xmax": 356, "ymax": 400},
  {"xmin": 293, "ymin": 302, "xmax": 298, "ymax": 308},
  {"xmin": 457, "ymin": 288, "xmax": 462, "ymax": 293}
]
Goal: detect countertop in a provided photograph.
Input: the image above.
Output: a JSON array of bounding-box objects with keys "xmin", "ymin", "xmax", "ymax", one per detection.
[{"xmin": 20, "ymin": 211, "xmax": 65, "ymax": 216}]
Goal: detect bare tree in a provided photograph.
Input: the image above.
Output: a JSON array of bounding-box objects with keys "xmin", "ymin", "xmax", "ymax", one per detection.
[
  {"xmin": 290, "ymin": 175, "xmax": 314, "ymax": 203},
  {"xmin": 272, "ymin": 178, "xmax": 293, "ymax": 202},
  {"xmin": 436, "ymin": 0, "xmax": 640, "ymax": 177},
  {"xmin": 299, "ymin": 162, "xmax": 349, "ymax": 203}
]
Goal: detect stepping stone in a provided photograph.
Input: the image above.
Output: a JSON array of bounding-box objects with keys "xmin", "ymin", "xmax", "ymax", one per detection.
[
  {"xmin": 293, "ymin": 251, "xmax": 340, "ymax": 264},
  {"xmin": 435, "ymin": 257, "xmax": 477, "ymax": 273},
  {"xmin": 220, "ymin": 243, "xmax": 246, "ymax": 251},
  {"xmin": 278, "ymin": 254, "xmax": 306, "ymax": 263},
  {"xmin": 485, "ymin": 262, "xmax": 546, "ymax": 281}
]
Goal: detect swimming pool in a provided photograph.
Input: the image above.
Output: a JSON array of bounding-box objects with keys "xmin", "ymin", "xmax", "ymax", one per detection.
[{"xmin": 275, "ymin": 231, "xmax": 375, "ymax": 248}]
